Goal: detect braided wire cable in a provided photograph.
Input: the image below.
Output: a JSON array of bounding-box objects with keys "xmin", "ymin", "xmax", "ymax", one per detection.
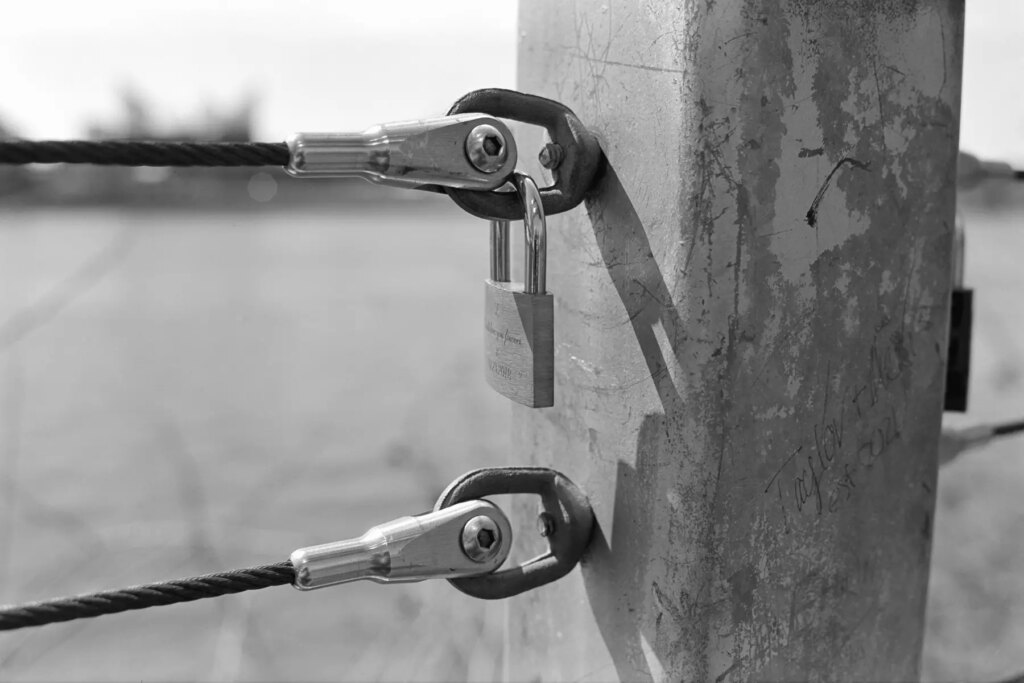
[
  {"xmin": 0, "ymin": 561, "xmax": 295, "ymax": 631},
  {"xmin": 0, "ymin": 140, "xmax": 290, "ymax": 167},
  {"xmin": 994, "ymin": 419, "xmax": 1024, "ymax": 437}
]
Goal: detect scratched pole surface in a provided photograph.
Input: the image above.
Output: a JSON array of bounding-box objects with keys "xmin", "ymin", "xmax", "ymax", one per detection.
[{"xmin": 510, "ymin": 2, "xmax": 963, "ymax": 681}]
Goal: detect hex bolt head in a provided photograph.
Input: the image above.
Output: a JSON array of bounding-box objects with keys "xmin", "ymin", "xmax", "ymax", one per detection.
[
  {"xmin": 465, "ymin": 124, "xmax": 508, "ymax": 174},
  {"xmin": 461, "ymin": 515, "xmax": 503, "ymax": 563},
  {"xmin": 538, "ymin": 142, "xmax": 564, "ymax": 170}
]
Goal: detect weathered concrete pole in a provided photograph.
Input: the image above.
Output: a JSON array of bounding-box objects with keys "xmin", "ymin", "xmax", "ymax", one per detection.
[{"xmin": 510, "ymin": 2, "xmax": 964, "ymax": 681}]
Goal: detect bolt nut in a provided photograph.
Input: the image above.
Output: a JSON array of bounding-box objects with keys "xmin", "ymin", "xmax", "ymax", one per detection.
[
  {"xmin": 461, "ymin": 515, "xmax": 503, "ymax": 563},
  {"xmin": 465, "ymin": 124, "xmax": 508, "ymax": 174},
  {"xmin": 538, "ymin": 142, "xmax": 564, "ymax": 170},
  {"xmin": 537, "ymin": 512, "xmax": 556, "ymax": 538}
]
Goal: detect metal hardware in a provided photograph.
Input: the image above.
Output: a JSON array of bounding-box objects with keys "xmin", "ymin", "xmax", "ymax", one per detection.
[
  {"xmin": 465, "ymin": 123, "xmax": 509, "ymax": 174},
  {"xmin": 940, "ymin": 419, "xmax": 1024, "ymax": 466},
  {"xmin": 289, "ymin": 467, "xmax": 592, "ymax": 599},
  {"xmin": 517, "ymin": 172, "xmax": 547, "ymax": 295},
  {"xmin": 284, "ymin": 114, "xmax": 517, "ymax": 191},
  {"xmin": 490, "ymin": 219, "xmax": 510, "ymax": 282},
  {"xmin": 444, "ymin": 88, "xmax": 604, "ymax": 220},
  {"xmin": 536, "ymin": 512, "xmax": 556, "ymax": 538},
  {"xmin": 483, "ymin": 172, "xmax": 554, "ymax": 407},
  {"xmin": 461, "ymin": 515, "xmax": 503, "ymax": 563},
  {"xmin": 538, "ymin": 142, "xmax": 564, "ymax": 170},
  {"xmin": 486, "ymin": 176, "xmax": 545, "ymax": 290},
  {"xmin": 290, "ymin": 499, "xmax": 512, "ymax": 591},
  {"xmin": 434, "ymin": 467, "xmax": 594, "ymax": 600},
  {"xmin": 945, "ymin": 213, "xmax": 973, "ymax": 412}
]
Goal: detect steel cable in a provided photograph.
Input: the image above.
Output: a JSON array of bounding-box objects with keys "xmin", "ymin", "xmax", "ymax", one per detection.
[
  {"xmin": 993, "ymin": 419, "xmax": 1024, "ymax": 437},
  {"xmin": 0, "ymin": 561, "xmax": 294, "ymax": 631},
  {"xmin": 0, "ymin": 140, "xmax": 289, "ymax": 167}
]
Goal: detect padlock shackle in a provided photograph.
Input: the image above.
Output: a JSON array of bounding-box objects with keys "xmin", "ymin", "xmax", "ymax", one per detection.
[
  {"xmin": 489, "ymin": 219, "xmax": 511, "ymax": 282},
  {"xmin": 514, "ymin": 173, "xmax": 547, "ymax": 295}
]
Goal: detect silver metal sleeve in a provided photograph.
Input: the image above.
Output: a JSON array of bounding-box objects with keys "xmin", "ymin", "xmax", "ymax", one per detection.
[
  {"xmin": 289, "ymin": 499, "xmax": 511, "ymax": 591},
  {"xmin": 285, "ymin": 132, "xmax": 388, "ymax": 178}
]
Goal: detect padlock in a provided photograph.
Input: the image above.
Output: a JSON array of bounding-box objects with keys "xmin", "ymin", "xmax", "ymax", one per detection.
[
  {"xmin": 484, "ymin": 172, "xmax": 554, "ymax": 407},
  {"xmin": 944, "ymin": 213, "xmax": 972, "ymax": 412}
]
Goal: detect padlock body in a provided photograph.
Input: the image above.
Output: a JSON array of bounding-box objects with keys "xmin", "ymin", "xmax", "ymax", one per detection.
[
  {"xmin": 944, "ymin": 287, "xmax": 973, "ymax": 412},
  {"xmin": 484, "ymin": 280, "xmax": 554, "ymax": 408}
]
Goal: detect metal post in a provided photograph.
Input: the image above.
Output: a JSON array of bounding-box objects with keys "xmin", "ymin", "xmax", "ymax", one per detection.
[{"xmin": 511, "ymin": 2, "xmax": 963, "ymax": 681}]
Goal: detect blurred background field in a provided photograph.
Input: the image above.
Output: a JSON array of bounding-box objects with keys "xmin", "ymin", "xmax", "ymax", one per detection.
[
  {"xmin": 923, "ymin": 191, "xmax": 1024, "ymax": 683},
  {"xmin": 1, "ymin": 1, "xmax": 1024, "ymax": 682},
  {"xmin": 0, "ymin": 198, "xmax": 513, "ymax": 681}
]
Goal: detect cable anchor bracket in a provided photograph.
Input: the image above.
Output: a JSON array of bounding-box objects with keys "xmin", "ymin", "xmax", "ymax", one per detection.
[
  {"xmin": 442, "ymin": 88, "xmax": 605, "ymax": 220},
  {"xmin": 433, "ymin": 466, "xmax": 595, "ymax": 600}
]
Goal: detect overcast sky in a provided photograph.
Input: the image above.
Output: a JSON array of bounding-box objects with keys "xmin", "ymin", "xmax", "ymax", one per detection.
[
  {"xmin": 0, "ymin": 1, "xmax": 518, "ymax": 138},
  {"xmin": 0, "ymin": 1, "xmax": 1020, "ymax": 165}
]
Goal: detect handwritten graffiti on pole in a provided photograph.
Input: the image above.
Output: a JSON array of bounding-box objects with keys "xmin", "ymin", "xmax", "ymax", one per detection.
[{"xmin": 763, "ymin": 323, "xmax": 914, "ymax": 525}]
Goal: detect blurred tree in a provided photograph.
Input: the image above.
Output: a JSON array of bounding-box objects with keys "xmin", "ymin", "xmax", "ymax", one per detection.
[{"xmin": 0, "ymin": 116, "xmax": 32, "ymax": 196}]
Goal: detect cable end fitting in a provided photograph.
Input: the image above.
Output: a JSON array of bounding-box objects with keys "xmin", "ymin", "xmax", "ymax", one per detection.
[
  {"xmin": 284, "ymin": 115, "xmax": 516, "ymax": 191},
  {"xmin": 289, "ymin": 499, "xmax": 512, "ymax": 591}
]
